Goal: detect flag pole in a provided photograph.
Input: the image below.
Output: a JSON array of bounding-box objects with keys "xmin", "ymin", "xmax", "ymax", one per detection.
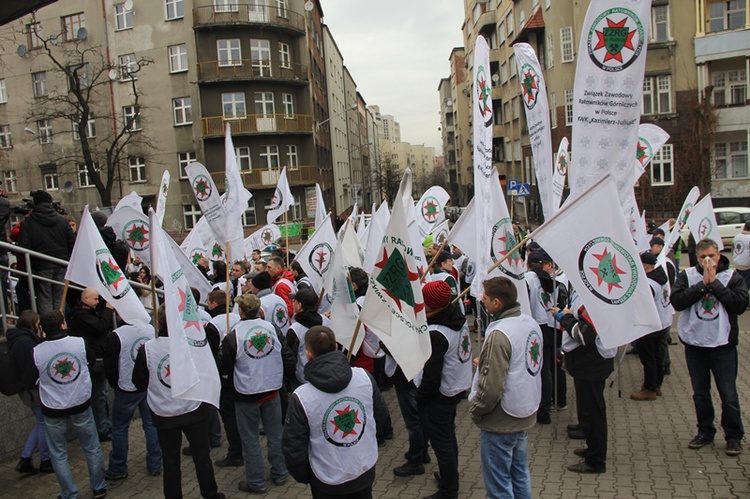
[
  {"xmin": 420, "ymin": 240, "xmax": 448, "ymax": 283},
  {"xmin": 225, "ymin": 242, "xmax": 231, "ymax": 335},
  {"xmin": 316, "ymin": 287, "xmax": 326, "ymax": 311},
  {"xmin": 347, "ymin": 319, "xmax": 362, "ymax": 361},
  {"xmin": 284, "ymin": 210, "xmax": 290, "ymax": 269},
  {"xmin": 59, "ymin": 280, "xmax": 70, "ymax": 313},
  {"xmin": 150, "ymin": 277, "xmax": 158, "ymax": 330},
  {"xmin": 452, "ymin": 235, "xmax": 530, "ymax": 304}
]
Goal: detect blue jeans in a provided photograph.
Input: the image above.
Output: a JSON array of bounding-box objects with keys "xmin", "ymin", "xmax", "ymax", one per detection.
[
  {"xmin": 22, "ymin": 405, "xmax": 50, "ymax": 461},
  {"xmin": 44, "ymin": 408, "xmax": 106, "ymax": 499},
  {"xmin": 684, "ymin": 345, "xmax": 744, "ymax": 441},
  {"xmin": 394, "ymin": 383, "xmax": 428, "ymax": 461},
  {"xmin": 480, "ymin": 430, "xmax": 531, "ymax": 499},
  {"xmin": 109, "ymin": 390, "xmax": 162, "ymax": 475},
  {"xmin": 235, "ymin": 395, "xmax": 288, "ymax": 488}
]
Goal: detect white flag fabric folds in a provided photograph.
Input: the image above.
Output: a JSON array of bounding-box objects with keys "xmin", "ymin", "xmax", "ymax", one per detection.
[
  {"xmin": 244, "ymin": 224, "xmax": 282, "ymax": 254},
  {"xmin": 659, "ymin": 186, "xmax": 700, "ymax": 270},
  {"xmin": 266, "ymin": 167, "xmax": 294, "ymax": 225},
  {"xmin": 314, "ymin": 183, "xmax": 327, "ymax": 230},
  {"xmin": 150, "ymin": 209, "xmax": 221, "ymax": 407},
  {"xmin": 530, "ymin": 175, "xmax": 661, "ymax": 348},
  {"xmin": 633, "ymin": 124, "xmax": 670, "ymax": 185},
  {"xmin": 185, "ymin": 162, "xmax": 230, "ymax": 244},
  {"xmin": 66, "ymin": 207, "xmax": 151, "ymax": 327},
  {"xmin": 552, "ymin": 138, "xmax": 569, "ymax": 213},
  {"xmin": 114, "ymin": 191, "xmax": 143, "ymax": 213},
  {"xmin": 447, "ymin": 198, "xmax": 476, "ymax": 262},
  {"xmin": 223, "ymin": 124, "xmax": 253, "ymax": 254},
  {"xmin": 362, "ymin": 201, "xmax": 390, "ymax": 274},
  {"xmin": 687, "ymin": 194, "xmax": 723, "ymax": 251},
  {"xmin": 570, "ymin": 0, "xmax": 651, "ymax": 206},
  {"xmin": 107, "ymin": 207, "xmax": 153, "ymax": 266},
  {"xmin": 415, "ymin": 186, "xmax": 451, "ymax": 237},
  {"xmin": 340, "ymin": 220, "xmax": 364, "ymax": 269},
  {"xmin": 326, "ymin": 243, "xmax": 363, "ymax": 355},
  {"xmin": 514, "ymin": 42, "xmax": 554, "ymax": 220},
  {"xmin": 155, "ymin": 171, "xmax": 170, "ymax": 227},
  {"xmin": 360, "ymin": 170, "xmax": 430, "ymax": 381},
  {"xmin": 296, "ymin": 213, "xmax": 336, "ymax": 293}
]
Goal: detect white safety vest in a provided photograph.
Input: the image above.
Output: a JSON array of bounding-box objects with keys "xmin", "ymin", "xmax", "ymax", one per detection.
[
  {"xmin": 199, "ymin": 307, "xmax": 212, "ymax": 329},
  {"xmin": 260, "ymin": 293, "xmax": 290, "ymax": 331},
  {"xmin": 648, "ymin": 278, "xmax": 674, "ymax": 330},
  {"xmin": 525, "ymin": 271, "xmax": 557, "ymax": 327},
  {"xmin": 733, "ymin": 233, "xmax": 750, "ymax": 270},
  {"xmin": 114, "ymin": 324, "xmax": 155, "ymax": 392},
  {"xmin": 34, "ymin": 336, "xmax": 91, "ymax": 411},
  {"xmin": 677, "ymin": 267, "xmax": 733, "ymax": 348},
  {"xmin": 209, "ymin": 313, "xmax": 242, "ymax": 340},
  {"xmin": 232, "ymin": 319, "xmax": 283, "ymax": 395},
  {"xmin": 291, "ymin": 315, "xmax": 332, "ymax": 384},
  {"xmin": 429, "ymin": 323, "xmax": 473, "ymax": 397},
  {"xmin": 294, "ymin": 367, "xmax": 377, "ymax": 485},
  {"xmin": 144, "ymin": 337, "xmax": 201, "ymax": 418}
]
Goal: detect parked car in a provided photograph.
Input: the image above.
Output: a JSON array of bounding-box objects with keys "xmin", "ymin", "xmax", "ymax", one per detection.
[{"xmin": 681, "ymin": 207, "xmax": 750, "ymax": 247}]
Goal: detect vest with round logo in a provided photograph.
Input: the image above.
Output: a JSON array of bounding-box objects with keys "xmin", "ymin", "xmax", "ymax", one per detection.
[
  {"xmin": 489, "ymin": 315, "xmax": 543, "ymax": 418},
  {"xmin": 291, "ymin": 315, "xmax": 331, "ymax": 384},
  {"xmin": 144, "ymin": 337, "xmax": 201, "ymax": 418},
  {"xmin": 648, "ymin": 277, "xmax": 674, "ymax": 330},
  {"xmin": 260, "ymin": 293, "xmax": 289, "ymax": 330},
  {"xmin": 209, "ymin": 313, "xmax": 242, "ymax": 340},
  {"xmin": 677, "ymin": 267, "xmax": 733, "ymax": 348},
  {"xmin": 429, "ymin": 272, "xmax": 464, "ymax": 314},
  {"xmin": 232, "ymin": 318, "xmax": 283, "ymax": 395},
  {"xmin": 430, "ymin": 323, "xmax": 473, "ymax": 397},
  {"xmin": 294, "ymin": 367, "xmax": 377, "ymax": 485},
  {"xmin": 115, "ymin": 324, "xmax": 155, "ymax": 392},
  {"xmin": 34, "ymin": 336, "xmax": 91, "ymax": 411},
  {"xmin": 733, "ymin": 233, "xmax": 750, "ymax": 269},
  {"xmin": 524, "ymin": 271, "xmax": 557, "ymax": 327}
]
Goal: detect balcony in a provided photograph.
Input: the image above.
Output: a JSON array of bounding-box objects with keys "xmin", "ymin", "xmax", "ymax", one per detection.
[
  {"xmin": 695, "ymin": 27, "xmax": 750, "ymax": 63},
  {"xmin": 197, "ymin": 59, "xmax": 308, "ymax": 84},
  {"xmin": 193, "ymin": 3, "xmax": 305, "ymax": 34},
  {"xmin": 210, "ymin": 165, "xmax": 317, "ymax": 190},
  {"xmin": 202, "ymin": 114, "xmax": 313, "ymax": 137},
  {"xmin": 477, "ymin": 9, "xmax": 496, "ymax": 31}
]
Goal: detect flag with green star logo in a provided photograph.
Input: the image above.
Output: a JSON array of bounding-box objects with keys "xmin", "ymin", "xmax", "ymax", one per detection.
[
  {"xmin": 687, "ymin": 194, "xmax": 724, "ymax": 251},
  {"xmin": 185, "ymin": 162, "xmax": 231, "ymax": 245},
  {"xmin": 415, "ymin": 186, "xmax": 450, "ymax": 237},
  {"xmin": 658, "ymin": 186, "xmax": 700, "ymax": 270}
]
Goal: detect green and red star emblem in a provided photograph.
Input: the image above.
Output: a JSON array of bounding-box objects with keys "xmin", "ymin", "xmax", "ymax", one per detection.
[
  {"xmin": 594, "ymin": 17, "xmax": 636, "ymax": 63},
  {"xmin": 178, "ymin": 287, "xmax": 202, "ymax": 331},
  {"xmin": 212, "ymin": 243, "xmax": 224, "ymax": 258},
  {"xmin": 101, "ymin": 259, "xmax": 125, "ymax": 291},
  {"xmin": 636, "ymin": 140, "xmax": 649, "ymax": 165},
  {"xmin": 374, "ymin": 248, "xmax": 425, "ymax": 314},
  {"xmin": 193, "ymin": 175, "xmax": 212, "ymax": 201},
  {"xmin": 126, "ymin": 223, "xmax": 149, "ymax": 249},
  {"xmin": 497, "ymin": 229, "xmax": 523, "ymax": 267},
  {"xmin": 53, "ymin": 357, "xmax": 76, "ymax": 379},
  {"xmin": 422, "ymin": 197, "xmax": 440, "ymax": 222},
  {"xmin": 520, "ymin": 65, "xmax": 539, "ymax": 109},
  {"xmin": 589, "ymin": 247, "xmax": 626, "ymax": 293},
  {"xmin": 528, "ymin": 338, "xmax": 541, "ymax": 368},
  {"xmin": 331, "ymin": 405, "xmax": 360, "ymax": 438},
  {"xmin": 557, "ymin": 155, "xmax": 568, "ymax": 175},
  {"xmin": 701, "ymin": 295, "xmax": 717, "ymax": 316}
]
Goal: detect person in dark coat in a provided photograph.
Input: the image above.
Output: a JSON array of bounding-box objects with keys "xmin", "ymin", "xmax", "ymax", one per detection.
[{"xmin": 16, "ymin": 190, "xmax": 76, "ymax": 313}]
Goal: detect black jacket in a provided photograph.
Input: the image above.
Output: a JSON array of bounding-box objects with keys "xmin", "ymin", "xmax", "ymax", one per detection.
[
  {"xmin": 417, "ymin": 303, "xmax": 467, "ymax": 405},
  {"xmin": 670, "ymin": 255, "xmax": 749, "ymax": 349},
  {"xmin": 285, "ymin": 308, "xmax": 323, "ymax": 376},
  {"xmin": 283, "ymin": 350, "xmax": 387, "ymax": 495},
  {"xmin": 16, "ymin": 203, "xmax": 76, "ymax": 270},
  {"xmin": 559, "ymin": 312, "xmax": 614, "ymax": 382},
  {"xmin": 6, "ymin": 326, "xmax": 42, "ymax": 391},
  {"xmin": 99, "ymin": 225, "xmax": 129, "ymax": 272},
  {"xmin": 0, "ymin": 195, "xmax": 10, "ymax": 244},
  {"xmin": 67, "ymin": 302, "xmax": 114, "ymax": 358}
]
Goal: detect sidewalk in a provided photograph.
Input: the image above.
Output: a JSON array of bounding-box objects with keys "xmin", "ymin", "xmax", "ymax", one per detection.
[{"xmin": 2, "ymin": 322, "xmax": 750, "ymax": 498}]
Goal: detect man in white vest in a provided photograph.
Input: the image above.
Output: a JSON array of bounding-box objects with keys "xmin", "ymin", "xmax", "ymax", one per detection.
[
  {"xmin": 249, "ymin": 271, "xmax": 290, "ymax": 331},
  {"xmin": 103, "ymin": 322, "xmax": 162, "ymax": 479},
  {"xmin": 469, "ymin": 277, "xmax": 542, "ymax": 498},
  {"xmin": 217, "ymin": 294, "xmax": 290, "ymax": 493},
  {"xmin": 671, "ymin": 238, "xmax": 749, "ymax": 456},
  {"xmin": 33, "ymin": 310, "xmax": 107, "ymax": 499},
  {"xmin": 283, "ymin": 326, "xmax": 388, "ymax": 498},
  {"xmin": 285, "ymin": 288, "xmax": 329, "ymax": 388}
]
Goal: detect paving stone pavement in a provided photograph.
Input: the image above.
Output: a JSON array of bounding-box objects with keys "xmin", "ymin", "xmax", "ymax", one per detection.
[{"xmin": 3, "ymin": 320, "xmax": 750, "ymax": 498}]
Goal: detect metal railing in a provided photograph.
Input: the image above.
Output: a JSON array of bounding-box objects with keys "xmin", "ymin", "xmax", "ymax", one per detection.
[
  {"xmin": 209, "ymin": 165, "xmax": 318, "ymax": 190},
  {"xmin": 201, "ymin": 114, "xmax": 313, "ymax": 137},
  {"xmin": 197, "ymin": 59, "xmax": 308, "ymax": 83},
  {"xmin": 193, "ymin": 3, "xmax": 306, "ymax": 33}
]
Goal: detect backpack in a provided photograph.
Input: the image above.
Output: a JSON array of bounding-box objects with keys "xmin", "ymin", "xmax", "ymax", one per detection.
[{"xmin": 0, "ymin": 339, "xmax": 23, "ymax": 396}]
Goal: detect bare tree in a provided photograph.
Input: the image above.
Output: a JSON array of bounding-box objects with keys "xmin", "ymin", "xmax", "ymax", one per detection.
[
  {"xmin": 23, "ymin": 27, "xmax": 154, "ymax": 207},
  {"xmin": 376, "ymin": 158, "xmax": 402, "ymax": 206}
]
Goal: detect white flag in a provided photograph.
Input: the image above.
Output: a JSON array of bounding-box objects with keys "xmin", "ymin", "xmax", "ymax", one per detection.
[
  {"xmin": 223, "ymin": 124, "xmax": 253, "ymax": 250},
  {"xmin": 340, "ymin": 219, "xmax": 364, "ymax": 269},
  {"xmin": 180, "ymin": 223, "xmax": 209, "ymax": 265},
  {"xmin": 107, "ymin": 207, "xmax": 153, "ymax": 266},
  {"xmin": 244, "ymin": 224, "xmax": 282, "ymax": 254},
  {"xmin": 362, "ymin": 201, "xmax": 390, "ymax": 274},
  {"xmin": 185, "ymin": 162, "xmax": 230, "ymax": 244},
  {"xmin": 429, "ymin": 220, "xmax": 450, "ymax": 249},
  {"xmin": 659, "ymin": 186, "xmax": 700, "ymax": 269},
  {"xmin": 327, "ymin": 243, "xmax": 363, "ymax": 355},
  {"xmin": 150, "ymin": 209, "xmax": 220, "ymax": 407},
  {"xmin": 155, "ymin": 171, "xmax": 170, "ymax": 228},
  {"xmin": 266, "ymin": 167, "xmax": 294, "ymax": 225},
  {"xmin": 552, "ymin": 138, "xmax": 569, "ymax": 213},
  {"xmin": 633, "ymin": 124, "xmax": 670, "ymax": 185},
  {"xmin": 296, "ymin": 213, "xmax": 336, "ymax": 293},
  {"xmin": 530, "ymin": 175, "xmax": 661, "ymax": 348},
  {"xmin": 114, "ymin": 191, "xmax": 143, "ymax": 213},
  {"xmin": 360, "ymin": 170, "xmax": 430, "ymax": 381},
  {"xmin": 514, "ymin": 42, "xmax": 554, "ymax": 220},
  {"xmin": 314, "ymin": 183, "xmax": 327, "ymax": 230},
  {"xmin": 447, "ymin": 198, "xmax": 477, "ymax": 263},
  {"xmin": 688, "ymin": 194, "xmax": 723, "ymax": 251},
  {"xmin": 65, "ymin": 207, "xmax": 150, "ymax": 327},
  {"xmin": 570, "ymin": 0, "xmax": 651, "ymax": 206},
  {"xmin": 415, "ymin": 186, "xmax": 451, "ymax": 237}
]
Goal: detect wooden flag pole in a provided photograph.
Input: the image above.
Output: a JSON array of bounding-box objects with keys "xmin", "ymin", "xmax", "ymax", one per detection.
[
  {"xmin": 347, "ymin": 319, "xmax": 363, "ymax": 361},
  {"xmin": 420, "ymin": 240, "xmax": 448, "ymax": 283},
  {"xmin": 225, "ymin": 242, "xmax": 232, "ymax": 335},
  {"xmin": 150, "ymin": 277, "xmax": 158, "ymax": 330},
  {"xmin": 451, "ymin": 235, "xmax": 530, "ymax": 304},
  {"xmin": 59, "ymin": 280, "xmax": 70, "ymax": 313},
  {"xmin": 316, "ymin": 287, "xmax": 326, "ymax": 311},
  {"xmin": 284, "ymin": 210, "xmax": 290, "ymax": 269}
]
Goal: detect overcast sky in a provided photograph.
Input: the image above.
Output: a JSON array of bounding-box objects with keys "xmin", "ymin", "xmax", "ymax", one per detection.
[{"xmin": 321, "ymin": 0, "xmax": 466, "ymax": 155}]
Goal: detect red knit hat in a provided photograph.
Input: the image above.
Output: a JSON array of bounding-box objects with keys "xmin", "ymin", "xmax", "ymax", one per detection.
[{"xmin": 422, "ymin": 280, "xmax": 452, "ymax": 311}]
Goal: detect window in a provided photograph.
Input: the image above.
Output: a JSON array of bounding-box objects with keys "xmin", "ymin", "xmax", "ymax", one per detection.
[
  {"xmin": 513, "ymin": 139, "xmax": 521, "ymax": 161},
  {"xmin": 714, "ymin": 140, "xmax": 748, "ymax": 179},
  {"xmin": 119, "ymin": 53, "xmax": 138, "ymax": 81},
  {"xmin": 512, "ymin": 97, "xmax": 520, "ymax": 120},
  {"xmin": 500, "ymin": 62, "xmax": 508, "ymax": 84},
  {"xmin": 0, "ymin": 79, "xmax": 6, "ymax": 104},
  {"xmin": 42, "ymin": 165, "xmax": 59, "ymax": 191},
  {"xmin": 217, "ymin": 39, "xmax": 241, "ymax": 67},
  {"xmin": 250, "ymin": 39, "xmax": 272, "ymax": 76},
  {"xmin": 651, "ymin": 5, "xmax": 670, "ymax": 42},
  {"xmin": 0, "ymin": 125, "xmax": 11, "ymax": 149},
  {"xmin": 561, "ymin": 27, "xmax": 574, "ymax": 63},
  {"xmin": 115, "ymin": 4, "xmax": 134, "ymax": 30},
  {"xmin": 550, "ymin": 92, "xmax": 557, "ymax": 128},
  {"xmin": 518, "ymin": 9, "xmax": 525, "ymax": 28},
  {"xmin": 123, "ymin": 105, "xmax": 141, "ymax": 131},
  {"xmin": 78, "ymin": 163, "xmax": 99, "ymax": 187},
  {"xmin": 709, "ymin": 0, "xmax": 746, "ymax": 32},
  {"xmin": 168, "ymin": 44, "xmax": 188, "ymax": 73},
  {"xmin": 503, "ymin": 101, "xmax": 510, "ymax": 123},
  {"xmin": 62, "ymin": 13, "xmax": 85, "ymax": 41},
  {"xmin": 282, "ymin": 93, "xmax": 294, "ymax": 117},
  {"xmin": 565, "ymin": 88, "xmax": 574, "ymax": 126},
  {"xmin": 4, "ymin": 171, "xmax": 17, "ymax": 193},
  {"xmin": 506, "ymin": 11, "xmax": 514, "ymax": 36},
  {"xmin": 173, "ymin": 97, "xmax": 192, "ymax": 125},
  {"xmin": 242, "ymin": 199, "xmax": 256, "ymax": 226},
  {"xmin": 72, "ymin": 115, "xmax": 96, "ymax": 140},
  {"xmin": 286, "ymin": 145, "xmax": 298, "ymax": 169},
  {"xmin": 547, "ymin": 34, "xmax": 554, "ymax": 69},
  {"xmin": 183, "ymin": 204, "xmax": 202, "ymax": 230},
  {"xmin": 504, "ymin": 139, "xmax": 512, "ymax": 163},
  {"xmin": 259, "ymin": 145, "xmax": 279, "ymax": 169},
  {"xmin": 178, "ymin": 151, "xmax": 196, "ymax": 178},
  {"xmin": 222, "ymin": 92, "xmax": 246, "ymax": 119},
  {"xmin": 254, "ymin": 92, "xmax": 275, "ymax": 116},
  {"xmin": 650, "ymin": 144, "xmax": 673, "ymax": 185},
  {"xmin": 279, "ymin": 42, "xmax": 291, "ymax": 69},
  {"xmin": 712, "ymin": 70, "xmax": 747, "ymax": 106},
  {"xmin": 37, "ymin": 119, "xmax": 53, "ymax": 144},
  {"xmin": 235, "ymin": 146, "xmax": 251, "ymax": 171},
  {"xmin": 642, "ymin": 75, "xmax": 672, "ymax": 115},
  {"xmin": 67, "ymin": 63, "xmax": 91, "ymax": 89},
  {"xmin": 32, "ymin": 71, "xmax": 47, "ymax": 98},
  {"xmin": 498, "ymin": 21, "xmax": 505, "ymax": 44},
  {"xmin": 509, "ymin": 54, "xmax": 516, "ymax": 79},
  {"xmin": 27, "ymin": 22, "xmax": 43, "ymax": 48},
  {"xmin": 129, "ymin": 156, "xmax": 146, "ymax": 182},
  {"xmin": 276, "ymin": 0, "xmax": 288, "ymax": 18},
  {"xmin": 214, "ymin": 0, "xmax": 239, "ymax": 13},
  {"xmin": 165, "ymin": 0, "xmax": 184, "ymax": 20}
]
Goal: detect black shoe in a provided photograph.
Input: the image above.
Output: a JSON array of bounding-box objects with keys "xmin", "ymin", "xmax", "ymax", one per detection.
[
  {"xmin": 664, "ymin": 366, "xmax": 671, "ymax": 375},
  {"xmin": 726, "ymin": 440, "xmax": 742, "ymax": 456},
  {"xmin": 105, "ymin": 469, "xmax": 128, "ymax": 481},
  {"xmin": 567, "ymin": 461, "xmax": 605, "ymax": 474},
  {"xmin": 39, "ymin": 460, "xmax": 54, "ymax": 474},
  {"xmin": 573, "ymin": 447, "xmax": 588, "ymax": 458},
  {"xmin": 688, "ymin": 434, "xmax": 713, "ymax": 449},
  {"xmin": 403, "ymin": 451, "xmax": 431, "ymax": 464},
  {"xmin": 93, "ymin": 488, "xmax": 108, "ymax": 499},
  {"xmin": 238, "ymin": 481, "xmax": 268, "ymax": 494},
  {"xmin": 215, "ymin": 456, "xmax": 243, "ymax": 467},
  {"xmin": 667, "ymin": 335, "xmax": 675, "ymax": 345},
  {"xmin": 567, "ymin": 423, "xmax": 580, "ymax": 431},
  {"xmin": 568, "ymin": 428, "xmax": 586, "ymax": 440},
  {"xmin": 15, "ymin": 457, "xmax": 38, "ymax": 475},
  {"xmin": 182, "ymin": 446, "xmax": 192, "ymax": 456},
  {"xmin": 210, "ymin": 441, "xmax": 222, "ymax": 449},
  {"xmin": 393, "ymin": 461, "xmax": 425, "ymax": 477},
  {"xmin": 98, "ymin": 432, "xmax": 112, "ymax": 442},
  {"xmin": 537, "ymin": 414, "xmax": 551, "ymax": 425}
]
